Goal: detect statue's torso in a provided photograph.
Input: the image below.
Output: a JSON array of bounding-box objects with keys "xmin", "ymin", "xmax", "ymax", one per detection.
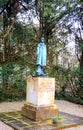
[{"xmin": 37, "ymin": 42, "xmax": 46, "ymax": 66}]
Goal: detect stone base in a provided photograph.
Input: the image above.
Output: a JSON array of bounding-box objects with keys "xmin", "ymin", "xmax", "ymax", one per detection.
[{"xmin": 22, "ymin": 104, "xmax": 59, "ymax": 121}]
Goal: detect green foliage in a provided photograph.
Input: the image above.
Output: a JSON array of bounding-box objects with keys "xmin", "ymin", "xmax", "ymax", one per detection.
[
  {"xmin": 0, "ymin": 0, "xmax": 83, "ymax": 105},
  {"xmin": 55, "ymin": 91, "xmax": 83, "ymax": 105},
  {"xmin": 0, "ymin": 62, "xmax": 27, "ymax": 102},
  {"xmin": 0, "ymin": 0, "xmax": 9, "ymax": 8},
  {"xmin": 53, "ymin": 65, "xmax": 83, "ymax": 104},
  {"xmin": 53, "ymin": 116, "xmax": 62, "ymax": 120},
  {"xmin": 49, "ymin": 65, "xmax": 69, "ymax": 92}
]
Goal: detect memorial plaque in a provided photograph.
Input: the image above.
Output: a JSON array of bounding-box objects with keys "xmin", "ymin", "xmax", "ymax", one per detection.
[{"xmin": 26, "ymin": 77, "xmax": 55, "ymax": 106}]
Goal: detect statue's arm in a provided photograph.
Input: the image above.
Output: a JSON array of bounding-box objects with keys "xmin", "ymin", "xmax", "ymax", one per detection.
[
  {"xmin": 37, "ymin": 44, "xmax": 39, "ymax": 56},
  {"xmin": 44, "ymin": 45, "xmax": 47, "ymax": 56}
]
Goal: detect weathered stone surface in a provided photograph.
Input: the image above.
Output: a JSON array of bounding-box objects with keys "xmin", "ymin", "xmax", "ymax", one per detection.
[
  {"xmin": 26, "ymin": 77, "xmax": 55, "ymax": 106},
  {"xmin": 22, "ymin": 77, "xmax": 59, "ymax": 121},
  {"xmin": 1, "ymin": 111, "xmax": 83, "ymax": 130},
  {"xmin": 22, "ymin": 104, "xmax": 59, "ymax": 121}
]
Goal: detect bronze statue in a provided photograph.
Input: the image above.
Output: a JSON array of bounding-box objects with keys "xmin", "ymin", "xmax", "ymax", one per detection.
[{"xmin": 36, "ymin": 37, "xmax": 47, "ymax": 77}]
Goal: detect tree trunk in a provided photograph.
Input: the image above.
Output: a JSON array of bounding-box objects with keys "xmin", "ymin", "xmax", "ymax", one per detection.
[
  {"xmin": 3, "ymin": 13, "xmax": 7, "ymax": 62},
  {"xmin": 3, "ymin": 12, "xmax": 11, "ymax": 62},
  {"xmin": 80, "ymin": 50, "xmax": 83, "ymax": 70}
]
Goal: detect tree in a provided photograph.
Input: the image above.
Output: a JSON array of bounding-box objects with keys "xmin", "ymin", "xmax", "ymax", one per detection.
[{"xmin": 0, "ymin": 0, "xmax": 83, "ymax": 102}]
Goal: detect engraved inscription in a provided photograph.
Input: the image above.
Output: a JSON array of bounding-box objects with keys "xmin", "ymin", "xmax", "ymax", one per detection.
[{"xmin": 38, "ymin": 81, "xmax": 55, "ymax": 92}]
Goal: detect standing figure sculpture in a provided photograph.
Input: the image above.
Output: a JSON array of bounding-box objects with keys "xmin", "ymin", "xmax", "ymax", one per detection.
[{"xmin": 36, "ymin": 37, "xmax": 47, "ymax": 77}]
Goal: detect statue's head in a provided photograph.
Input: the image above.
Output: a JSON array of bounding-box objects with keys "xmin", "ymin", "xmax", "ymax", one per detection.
[{"xmin": 41, "ymin": 37, "xmax": 44, "ymax": 43}]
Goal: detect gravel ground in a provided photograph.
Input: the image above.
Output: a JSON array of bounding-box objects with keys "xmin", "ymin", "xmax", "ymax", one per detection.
[
  {"xmin": 0, "ymin": 100, "xmax": 83, "ymax": 130},
  {"xmin": 56, "ymin": 100, "xmax": 83, "ymax": 118}
]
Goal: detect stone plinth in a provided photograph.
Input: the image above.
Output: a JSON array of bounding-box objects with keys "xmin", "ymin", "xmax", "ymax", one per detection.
[{"xmin": 22, "ymin": 77, "xmax": 59, "ymax": 121}]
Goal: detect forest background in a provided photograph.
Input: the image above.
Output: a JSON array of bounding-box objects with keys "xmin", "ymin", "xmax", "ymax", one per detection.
[{"xmin": 0, "ymin": 0, "xmax": 83, "ymax": 104}]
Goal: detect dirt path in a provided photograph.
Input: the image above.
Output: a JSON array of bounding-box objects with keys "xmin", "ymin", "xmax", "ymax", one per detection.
[
  {"xmin": 0, "ymin": 100, "xmax": 83, "ymax": 130},
  {"xmin": 56, "ymin": 100, "xmax": 83, "ymax": 118},
  {"xmin": 0, "ymin": 100, "xmax": 83, "ymax": 117}
]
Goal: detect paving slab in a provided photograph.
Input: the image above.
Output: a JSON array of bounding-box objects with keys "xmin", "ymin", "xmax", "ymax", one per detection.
[
  {"xmin": 0, "ymin": 111, "xmax": 83, "ymax": 130},
  {"xmin": 0, "ymin": 121, "xmax": 14, "ymax": 130}
]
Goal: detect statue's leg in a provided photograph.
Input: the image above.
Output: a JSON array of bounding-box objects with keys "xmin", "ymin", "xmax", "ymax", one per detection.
[
  {"xmin": 41, "ymin": 66, "xmax": 48, "ymax": 77},
  {"xmin": 36, "ymin": 65, "xmax": 42, "ymax": 76},
  {"xmin": 41, "ymin": 66, "xmax": 44, "ymax": 74}
]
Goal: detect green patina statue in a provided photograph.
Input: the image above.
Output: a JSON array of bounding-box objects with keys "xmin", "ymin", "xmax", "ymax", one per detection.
[{"xmin": 36, "ymin": 37, "xmax": 48, "ymax": 77}]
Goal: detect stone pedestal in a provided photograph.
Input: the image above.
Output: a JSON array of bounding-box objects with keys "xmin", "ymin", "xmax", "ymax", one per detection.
[{"xmin": 22, "ymin": 77, "xmax": 59, "ymax": 121}]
